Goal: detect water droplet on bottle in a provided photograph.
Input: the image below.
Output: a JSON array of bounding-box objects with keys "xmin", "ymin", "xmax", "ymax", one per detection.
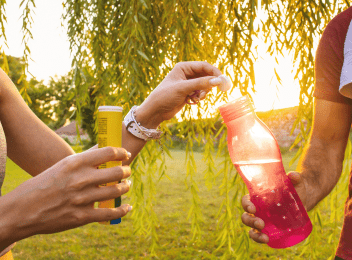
[
  {"xmin": 283, "ymin": 216, "xmax": 286, "ymax": 219},
  {"xmin": 288, "ymin": 228, "xmax": 291, "ymax": 232},
  {"xmin": 271, "ymin": 190, "xmax": 275, "ymax": 193},
  {"xmin": 277, "ymin": 203, "xmax": 281, "ymax": 206}
]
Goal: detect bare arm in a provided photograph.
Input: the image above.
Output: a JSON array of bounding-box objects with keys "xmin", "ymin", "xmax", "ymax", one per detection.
[
  {"xmin": 298, "ymin": 98, "xmax": 352, "ymax": 211},
  {"xmin": 0, "ymin": 69, "xmax": 75, "ymax": 176},
  {"xmin": 0, "ymin": 68, "xmax": 155, "ymax": 175}
]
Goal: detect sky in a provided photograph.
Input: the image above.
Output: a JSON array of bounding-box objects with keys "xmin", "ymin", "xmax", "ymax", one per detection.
[
  {"xmin": 225, "ymin": 45, "xmax": 301, "ymax": 112},
  {"xmin": 2, "ymin": 1, "xmax": 301, "ymax": 112},
  {"xmin": 2, "ymin": 0, "xmax": 71, "ymax": 83}
]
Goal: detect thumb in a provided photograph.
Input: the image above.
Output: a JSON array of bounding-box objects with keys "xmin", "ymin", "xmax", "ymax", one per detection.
[
  {"xmin": 181, "ymin": 76, "xmax": 222, "ymax": 93},
  {"xmin": 86, "ymin": 144, "xmax": 98, "ymax": 152},
  {"xmin": 287, "ymin": 171, "xmax": 302, "ymax": 185}
]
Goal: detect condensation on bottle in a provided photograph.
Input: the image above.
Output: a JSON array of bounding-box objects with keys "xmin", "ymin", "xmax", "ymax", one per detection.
[{"xmin": 218, "ymin": 95, "xmax": 312, "ymax": 249}]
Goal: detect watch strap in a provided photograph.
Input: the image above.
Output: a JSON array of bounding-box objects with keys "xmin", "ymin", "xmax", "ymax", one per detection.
[{"xmin": 124, "ymin": 106, "xmax": 162, "ymax": 141}]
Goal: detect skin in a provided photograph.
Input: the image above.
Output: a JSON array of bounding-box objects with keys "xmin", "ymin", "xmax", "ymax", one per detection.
[
  {"xmin": 0, "ymin": 61, "xmax": 222, "ymax": 254},
  {"xmin": 241, "ymin": 98, "xmax": 352, "ymax": 244}
]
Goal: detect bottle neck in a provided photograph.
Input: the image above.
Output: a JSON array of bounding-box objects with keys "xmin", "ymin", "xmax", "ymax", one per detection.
[{"xmin": 219, "ymin": 95, "xmax": 255, "ymax": 124}]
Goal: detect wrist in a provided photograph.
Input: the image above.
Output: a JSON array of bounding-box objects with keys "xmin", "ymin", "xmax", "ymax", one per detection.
[
  {"xmin": 0, "ymin": 198, "xmax": 21, "ymax": 251},
  {"xmin": 134, "ymin": 105, "xmax": 162, "ymax": 129},
  {"xmin": 301, "ymin": 172, "xmax": 325, "ymax": 211}
]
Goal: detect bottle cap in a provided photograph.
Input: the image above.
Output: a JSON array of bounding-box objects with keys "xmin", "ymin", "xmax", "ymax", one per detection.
[
  {"xmin": 218, "ymin": 75, "xmax": 232, "ymax": 92},
  {"xmin": 98, "ymin": 106, "xmax": 123, "ymax": 112}
]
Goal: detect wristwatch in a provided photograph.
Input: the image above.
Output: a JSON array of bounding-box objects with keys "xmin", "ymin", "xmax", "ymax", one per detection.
[{"xmin": 124, "ymin": 106, "xmax": 162, "ymax": 141}]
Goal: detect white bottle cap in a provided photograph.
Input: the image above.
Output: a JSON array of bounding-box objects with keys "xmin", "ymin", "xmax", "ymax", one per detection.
[
  {"xmin": 217, "ymin": 75, "xmax": 232, "ymax": 92},
  {"xmin": 98, "ymin": 106, "xmax": 123, "ymax": 112}
]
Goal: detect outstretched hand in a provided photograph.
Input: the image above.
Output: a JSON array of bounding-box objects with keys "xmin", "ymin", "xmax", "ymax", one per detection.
[{"xmin": 135, "ymin": 61, "xmax": 223, "ymax": 129}]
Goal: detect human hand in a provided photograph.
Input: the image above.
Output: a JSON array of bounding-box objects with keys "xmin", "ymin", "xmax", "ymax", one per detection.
[
  {"xmin": 0, "ymin": 147, "xmax": 132, "ymax": 247},
  {"xmin": 240, "ymin": 171, "xmax": 309, "ymax": 244},
  {"xmin": 134, "ymin": 61, "xmax": 223, "ymax": 129}
]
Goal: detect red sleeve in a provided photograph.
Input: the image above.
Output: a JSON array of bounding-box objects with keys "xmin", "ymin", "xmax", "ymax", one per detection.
[{"xmin": 313, "ymin": 7, "xmax": 352, "ymax": 105}]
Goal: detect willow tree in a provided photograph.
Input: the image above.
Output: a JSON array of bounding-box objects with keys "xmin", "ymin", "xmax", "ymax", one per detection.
[{"xmin": 1, "ymin": 0, "xmax": 351, "ymax": 259}]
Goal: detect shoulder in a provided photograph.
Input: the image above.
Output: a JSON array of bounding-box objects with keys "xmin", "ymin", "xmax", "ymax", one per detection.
[
  {"xmin": 314, "ymin": 7, "xmax": 352, "ymax": 105},
  {"xmin": 316, "ymin": 7, "xmax": 352, "ymax": 66},
  {"xmin": 320, "ymin": 7, "xmax": 352, "ymax": 50}
]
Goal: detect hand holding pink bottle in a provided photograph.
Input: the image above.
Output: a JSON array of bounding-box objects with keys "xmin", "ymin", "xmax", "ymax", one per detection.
[
  {"xmin": 241, "ymin": 170, "xmax": 310, "ymax": 245},
  {"xmin": 219, "ymin": 95, "xmax": 312, "ymax": 249}
]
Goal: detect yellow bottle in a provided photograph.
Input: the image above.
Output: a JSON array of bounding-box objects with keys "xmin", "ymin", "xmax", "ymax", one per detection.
[{"xmin": 97, "ymin": 106, "xmax": 123, "ymax": 225}]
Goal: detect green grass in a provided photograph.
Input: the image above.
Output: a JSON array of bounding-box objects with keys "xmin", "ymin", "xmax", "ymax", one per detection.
[{"xmin": 2, "ymin": 148, "xmax": 343, "ymax": 259}]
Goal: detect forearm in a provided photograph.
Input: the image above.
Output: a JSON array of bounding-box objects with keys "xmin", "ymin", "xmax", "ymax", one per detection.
[
  {"xmin": 122, "ymin": 105, "xmax": 161, "ymax": 165},
  {"xmin": 297, "ymin": 137, "xmax": 346, "ymax": 211},
  {"xmin": 0, "ymin": 69, "xmax": 75, "ymax": 176},
  {"xmin": 121, "ymin": 124, "xmax": 147, "ymax": 165},
  {"xmin": 6, "ymin": 120, "xmax": 75, "ymax": 176}
]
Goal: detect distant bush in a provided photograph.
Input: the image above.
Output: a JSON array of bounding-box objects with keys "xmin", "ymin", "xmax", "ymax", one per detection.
[{"xmin": 166, "ymin": 137, "xmax": 207, "ymax": 153}]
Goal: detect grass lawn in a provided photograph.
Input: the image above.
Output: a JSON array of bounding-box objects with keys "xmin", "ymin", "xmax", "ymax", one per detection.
[{"xmin": 2, "ymin": 148, "xmax": 343, "ymax": 259}]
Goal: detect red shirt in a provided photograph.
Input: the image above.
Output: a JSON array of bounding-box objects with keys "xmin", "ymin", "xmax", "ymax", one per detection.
[{"xmin": 314, "ymin": 6, "xmax": 352, "ymax": 260}]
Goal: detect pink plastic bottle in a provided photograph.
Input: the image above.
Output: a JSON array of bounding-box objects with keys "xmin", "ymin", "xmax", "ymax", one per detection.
[{"xmin": 218, "ymin": 95, "xmax": 312, "ymax": 249}]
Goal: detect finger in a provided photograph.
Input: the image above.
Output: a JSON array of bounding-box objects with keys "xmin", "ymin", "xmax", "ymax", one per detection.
[
  {"xmin": 76, "ymin": 147, "xmax": 131, "ymax": 168},
  {"xmin": 92, "ymin": 166, "xmax": 131, "ymax": 186},
  {"xmin": 188, "ymin": 90, "xmax": 201, "ymax": 99},
  {"xmin": 190, "ymin": 97, "xmax": 200, "ymax": 104},
  {"xmin": 91, "ymin": 204, "xmax": 132, "ymax": 223},
  {"xmin": 241, "ymin": 212, "xmax": 265, "ymax": 230},
  {"xmin": 287, "ymin": 171, "xmax": 301, "ymax": 185},
  {"xmin": 177, "ymin": 61, "xmax": 222, "ymax": 79},
  {"xmin": 87, "ymin": 144, "xmax": 99, "ymax": 151},
  {"xmin": 181, "ymin": 76, "xmax": 220, "ymax": 93},
  {"xmin": 242, "ymin": 194, "xmax": 256, "ymax": 214},
  {"xmin": 199, "ymin": 89, "xmax": 211, "ymax": 100},
  {"xmin": 186, "ymin": 96, "xmax": 199, "ymax": 105},
  {"xmin": 91, "ymin": 179, "xmax": 131, "ymax": 203},
  {"xmin": 249, "ymin": 228, "xmax": 269, "ymax": 244}
]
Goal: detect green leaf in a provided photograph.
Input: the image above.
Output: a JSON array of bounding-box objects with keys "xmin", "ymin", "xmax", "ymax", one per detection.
[
  {"xmin": 289, "ymin": 135, "xmax": 301, "ymax": 150},
  {"xmin": 274, "ymin": 68, "xmax": 282, "ymax": 85},
  {"xmin": 137, "ymin": 50, "xmax": 150, "ymax": 61},
  {"xmin": 316, "ymin": 208, "xmax": 323, "ymax": 228},
  {"xmin": 289, "ymin": 146, "xmax": 302, "ymax": 167},
  {"xmin": 249, "ymin": 59, "xmax": 256, "ymax": 86}
]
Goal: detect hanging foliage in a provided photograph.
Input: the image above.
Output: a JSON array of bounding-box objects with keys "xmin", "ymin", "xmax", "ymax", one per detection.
[{"xmin": 1, "ymin": 0, "xmax": 351, "ymax": 259}]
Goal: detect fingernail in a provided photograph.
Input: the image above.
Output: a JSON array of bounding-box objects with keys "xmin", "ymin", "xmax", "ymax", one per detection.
[
  {"xmin": 199, "ymin": 92, "xmax": 206, "ymax": 99},
  {"xmin": 217, "ymin": 75, "xmax": 232, "ymax": 92},
  {"xmin": 209, "ymin": 77, "xmax": 222, "ymax": 85},
  {"xmin": 128, "ymin": 205, "xmax": 133, "ymax": 212},
  {"xmin": 127, "ymin": 152, "xmax": 132, "ymax": 158},
  {"xmin": 248, "ymin": 205, "xmax": 254, "ymax": 212}
]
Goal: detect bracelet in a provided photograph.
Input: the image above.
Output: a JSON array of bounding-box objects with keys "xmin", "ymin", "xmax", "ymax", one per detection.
[{"xmin": 124, "ymin": 106, "xmax": 162, "ymax": 141}]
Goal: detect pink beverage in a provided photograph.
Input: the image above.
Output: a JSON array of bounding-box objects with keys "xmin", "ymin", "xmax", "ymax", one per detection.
[{"xmin": 219, "ymin": 95, "xmax": 312, "ymax": 249}]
